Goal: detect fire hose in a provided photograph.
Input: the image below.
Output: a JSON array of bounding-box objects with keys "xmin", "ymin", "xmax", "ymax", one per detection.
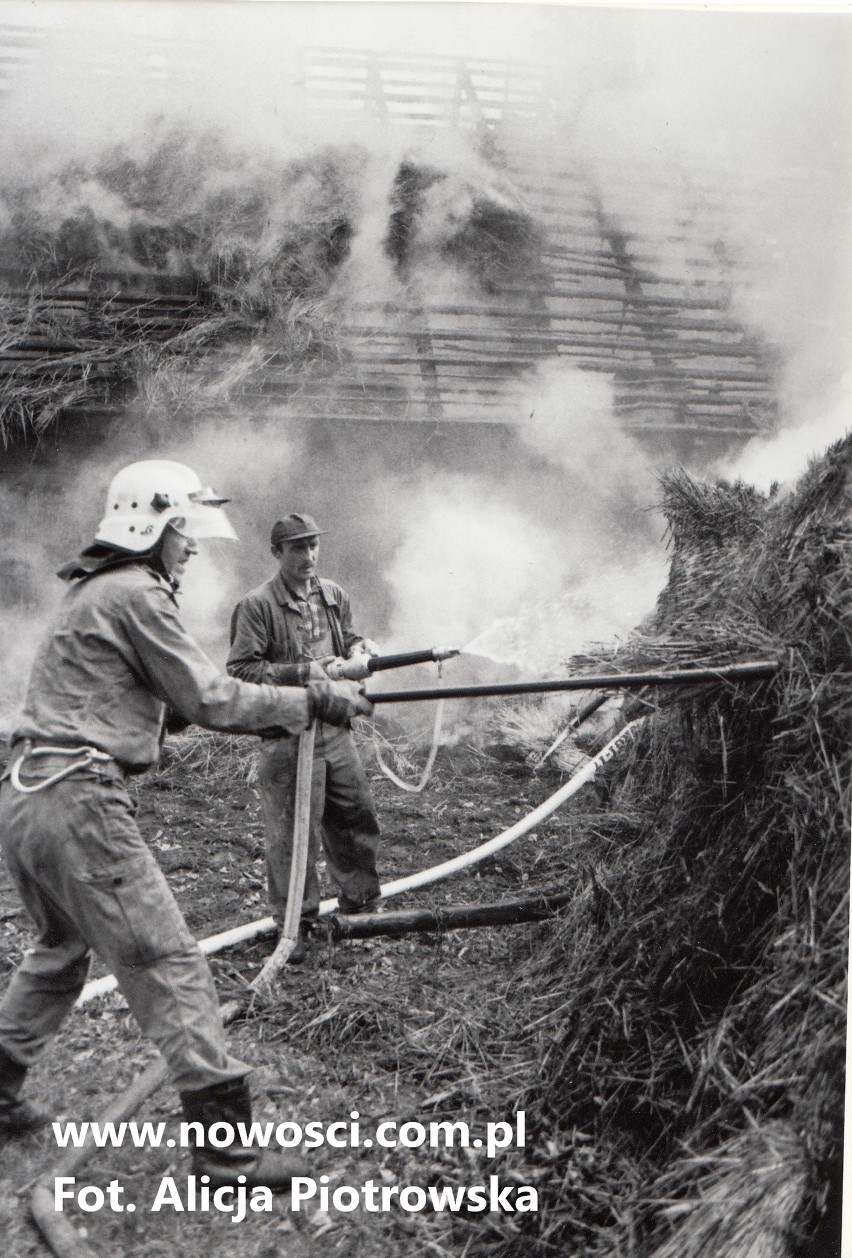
[
  {"xmin": 35, "ymin": 718, "xmax": 641, "ymax": 1257},
  {"xmin": 75, "ymin": 713, "xmax": 649, "ymax": 1008},
  {"xmin": 75, "ymin": 659, "xmax": 779, "ymax": 1006},
  {"xmin": 34, "ymin": 661, "xmax": 778, "ymax": 1254},
  {"xmin": 250, "ymin": 720, "xmax": 315, "ymax": 997}
]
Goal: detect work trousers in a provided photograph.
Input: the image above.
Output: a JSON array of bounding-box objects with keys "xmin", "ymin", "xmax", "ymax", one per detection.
[
  {"xmin": 0, "ymin": 755, "xmax": 248, "ymax": 1092},
  {"xmin": 257, "ymin": 723, "xmax": 381, "ymax": 923}
]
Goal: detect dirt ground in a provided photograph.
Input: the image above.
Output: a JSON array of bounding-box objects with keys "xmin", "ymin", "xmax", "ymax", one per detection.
[{"xmin": 0, "ymin": 724, "xmax": 604, "ymax": 1258}]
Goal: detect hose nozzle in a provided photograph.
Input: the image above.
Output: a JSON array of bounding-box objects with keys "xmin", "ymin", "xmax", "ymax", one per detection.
[{"xmin": 367, "ymin": 646, "xmax": 461, "ymax": 673}]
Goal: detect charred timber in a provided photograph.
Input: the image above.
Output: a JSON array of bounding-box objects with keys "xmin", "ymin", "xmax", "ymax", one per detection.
[
  {"xmin": 348, "ymin": 324, "xmax": 758, "ymax": 344},
  {"xmin": 367, "ymin": 660, "xmax": 779, "ymax": 704},
  {"xmin": 327, "ymin": 890, "xmax": 575, "ymax": 940}
]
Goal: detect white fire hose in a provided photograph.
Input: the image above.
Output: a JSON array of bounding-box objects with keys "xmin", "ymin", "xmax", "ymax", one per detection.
[
  {"xmin": 76, "ymin": 718, "xmax": 644, "ymax": 1007},
  {"xmin": 372, "ymin": 699, "xmax": 445, "ymax": 793},
  {"xmin": 251, "ymin": 720, "xmax": 315, "ymax": 996},
  {"xmin": 31, "ymin": 717, "xmax": 644, "ymax": 1258}
]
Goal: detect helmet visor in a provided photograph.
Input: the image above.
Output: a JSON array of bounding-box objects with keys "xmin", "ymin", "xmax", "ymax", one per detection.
[{"xmin": 169, "ymin": 505, "xmax": 238, "ymax": 542}]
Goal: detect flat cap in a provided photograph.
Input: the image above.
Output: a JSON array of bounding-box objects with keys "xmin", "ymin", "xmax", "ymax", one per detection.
[{"xmin": 271, "ymin": 513, "xmax": 328, "ymax": 545}]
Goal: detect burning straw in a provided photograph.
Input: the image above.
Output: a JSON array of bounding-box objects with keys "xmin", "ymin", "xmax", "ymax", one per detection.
[
  {"xmin": 277, "ymin": 436, "xmax": 848, "ymax": 1258},
  {"xmin": 0, "ymin": 125, "xmax": 357, "ymax": 443},
  {"xmin": 457, "ymin": 434, "xmax": 850, "ymax": 1257},
  {"xmin": 0, "ymin": 125, "xmax": 542, "ymax": 444}
]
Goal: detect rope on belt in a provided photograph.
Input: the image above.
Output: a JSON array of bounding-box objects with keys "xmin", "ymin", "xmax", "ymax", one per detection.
[{"xmin": 9, "ymin": 743, "xmax": 114, "ymax": 794}]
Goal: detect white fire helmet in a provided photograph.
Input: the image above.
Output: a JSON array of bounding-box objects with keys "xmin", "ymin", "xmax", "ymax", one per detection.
[{"xmin": 95, "ymin": 460, "xmax": 238, "ymax": 552}]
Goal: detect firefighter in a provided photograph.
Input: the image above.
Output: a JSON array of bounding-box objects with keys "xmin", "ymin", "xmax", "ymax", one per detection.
[
  {"xmin": 0, "ymin": 461, "xmax": 370, "ymax": 1190},
  {"xmin": 227, "ymin": 514, "xmax": 382, "ymax": 962}
]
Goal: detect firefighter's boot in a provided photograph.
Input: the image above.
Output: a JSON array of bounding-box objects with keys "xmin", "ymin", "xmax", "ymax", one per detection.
[
  {"xmin": 180, "ymin": 1078, "xmax": 309, "ymax": 1190},
  {"xmin": 0, "ymin": 1044, "xmax": 51, "ymax": 1137}
]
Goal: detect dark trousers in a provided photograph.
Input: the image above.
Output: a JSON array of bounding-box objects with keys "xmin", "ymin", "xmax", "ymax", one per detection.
[{"xmin": 256, "ymin": 724, "xmax": 381, "ymax": 922}]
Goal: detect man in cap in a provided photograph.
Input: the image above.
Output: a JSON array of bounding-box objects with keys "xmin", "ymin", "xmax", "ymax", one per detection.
[
  {"xmin": 227, "ymin": 513, "xmax": 382, "ymax": 960},
  {"xmin": 0, "ymin": 462, "xmax": 370, "ymax": 1191}
]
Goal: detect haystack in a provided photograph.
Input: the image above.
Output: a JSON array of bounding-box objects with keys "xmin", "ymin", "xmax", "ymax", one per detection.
[
  {"xmin": 0, "ymin": 126, "xmax": 358, "ymax": 444},
  {"xmin": 384, "ymin": 158, "xmax": 544, "ymax": 290},
  {"xmin": 473, "ymin": 435, "xmax": 850, "ymax": 1257}
]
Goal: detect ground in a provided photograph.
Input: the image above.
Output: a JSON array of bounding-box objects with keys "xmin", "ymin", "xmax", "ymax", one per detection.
[{"xmin": 0, "ymin": 723, "xmax": 602, "ymax": 1258}]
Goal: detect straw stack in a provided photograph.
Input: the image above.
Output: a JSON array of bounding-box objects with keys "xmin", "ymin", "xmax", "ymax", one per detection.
[{"xmin": 481, "ymin": 435, "xmax": 850, "ymax": 1257}]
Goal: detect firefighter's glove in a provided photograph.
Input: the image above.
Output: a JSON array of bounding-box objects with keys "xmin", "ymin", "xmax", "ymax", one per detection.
[
  {"xmin": 307, "ymin": 679, "xmax": 374, "ymax": 726},
  {"xmin": 325, "ymin": 655, "xmax": 372, "ymax": 682},
  {"xmin": 355, "ymin": 638, "xmax": 380, "ymax": 658}
]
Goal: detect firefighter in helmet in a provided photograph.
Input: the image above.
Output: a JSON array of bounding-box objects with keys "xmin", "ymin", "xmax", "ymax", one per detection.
[{"xmin": 0, "ymin": 460, "xmax": 369, "ymax": 1189}]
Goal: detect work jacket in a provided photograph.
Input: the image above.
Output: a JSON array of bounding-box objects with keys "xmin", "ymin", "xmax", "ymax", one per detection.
[
  {"xmin": 227, "ymin": 573, "xmax": 362, "ymax": 687},
  {"xmin": 13, "ymin": 564, "xmax": 312, "ymax": 770}
]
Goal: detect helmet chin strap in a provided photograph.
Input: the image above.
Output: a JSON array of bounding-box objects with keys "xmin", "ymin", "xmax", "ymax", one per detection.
[{"xmin": 142, "ymin": 527, "xmax": 181, "ymax": 590}]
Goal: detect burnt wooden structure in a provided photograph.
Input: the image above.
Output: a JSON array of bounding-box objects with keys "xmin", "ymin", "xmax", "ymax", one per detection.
[{"xmin": 0, "ymin": 47, "xmax": 779, "ymax": 456}]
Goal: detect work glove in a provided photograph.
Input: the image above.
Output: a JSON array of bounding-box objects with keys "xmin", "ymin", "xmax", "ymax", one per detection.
[
  {"xmin": 307, "ymin": 679, "xmax": 374, "ymax": 726},
  {"xmin": 325, "ymin": 654, "xmax": 372, "ymax": 681},
  {"xmin": 354, "ymin": 638, "xmax": 380, "ymax": 658}
]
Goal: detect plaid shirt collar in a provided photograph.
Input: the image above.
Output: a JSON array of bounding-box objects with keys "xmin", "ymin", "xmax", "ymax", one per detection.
[
  {"xmin": 274, "ymin": 571, "xmax": 319, "ymax": 611},
  {"xmin": 271, "ymin": 571, "xmax": 341, "ymax": 611}
]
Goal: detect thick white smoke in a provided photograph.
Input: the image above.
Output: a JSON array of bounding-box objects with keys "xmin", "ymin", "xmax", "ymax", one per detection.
[
  {"xmin": 383, "ymin": 364, "xmax": 666, "ymax": 674},
  {"xmin": 718, "ymin": 375, "xmax": 852, "ymax": 493},
  {"xmin": 384, "ymin": 476, "xmax": 573, "ymax": 661},
  {"xmin": 0, "ymin": 3, "xmax": 848, "ymax": 730}
]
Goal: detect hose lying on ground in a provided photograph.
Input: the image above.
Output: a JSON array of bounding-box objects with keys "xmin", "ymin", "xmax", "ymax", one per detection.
[
  {"xmin": 372, "ymin": 698, "xmax": 445, "ymax": 793},
  {"xmin": 76, "ymin": 717, "xmax": 645, "ymax": 1007},
  {"xmin": 34, "ymin": 725, "xmax": 643, "ymax": 1256}
]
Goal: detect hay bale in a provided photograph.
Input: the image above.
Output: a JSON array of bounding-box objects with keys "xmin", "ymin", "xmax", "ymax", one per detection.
[
  {"xmin": 471, "ymin": 435, "xmax": 850, "ymax": 1257},
  {"xmin": 384, "ymin": 157, "xmax": 544, "ymax": 290},
  {"xmin": 0, "ymin": 125, "xmax": 360, "ymax": 442}
]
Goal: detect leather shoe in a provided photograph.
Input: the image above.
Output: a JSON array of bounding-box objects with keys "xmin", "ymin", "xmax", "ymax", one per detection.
[{"xmin": 337, "ymin": 895, "xmax": 382, "ymax": 916}]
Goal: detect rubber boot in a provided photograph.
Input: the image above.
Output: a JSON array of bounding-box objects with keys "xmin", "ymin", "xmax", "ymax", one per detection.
[
  {"xmin": 289, "ymin": 920, "xmax": 314, "ymax": 964},
  {"xmin": 337, "ymin": 894, "xmax": 382, "ymax": 916},
  {"xmin": 180, "ymin": 1078, "xmax": 309, "ymax": 1190},
  {"xmin": 271, "ymin": 920, "xmax": 312, "ymax": 964},
  {"xmin": 0, "ymin": 1043, "xmax": 51, "ymax": 1137}
]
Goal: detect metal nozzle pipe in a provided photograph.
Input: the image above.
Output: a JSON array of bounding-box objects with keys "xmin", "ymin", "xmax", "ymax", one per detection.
[
  {"xmin": 366, "ymin": 660, "xmax": 779, "ymax": 703},
  {"xmin": 366, "ymin": 646, "xmax": 460, "ymax": 672}
]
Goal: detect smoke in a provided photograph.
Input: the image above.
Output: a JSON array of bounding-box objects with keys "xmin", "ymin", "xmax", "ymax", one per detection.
[
  {"xmin": 530, "ymin": 8, "xmax": 852, "ymax": 491},
  {"xmin": 384, "ymin": 476, "xmax": 573, "ymax": 657},
  {"xmin": 0, "ymin": 482, "xmax": 66, "ymax": 728},
  {"xmin": 518, "ymin": 365, "xmax": 656, "ymax": 513},
  {"xmin": 716, "ymin": 373, "xmax": 852, "ymax": 493},
  {"xmin": 381, "ymin": 363, "xmax": 665, "ymax": 676},
  {"xmin": 0, "ymin": 3, "xmax": 848, "ymax": 731}
]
